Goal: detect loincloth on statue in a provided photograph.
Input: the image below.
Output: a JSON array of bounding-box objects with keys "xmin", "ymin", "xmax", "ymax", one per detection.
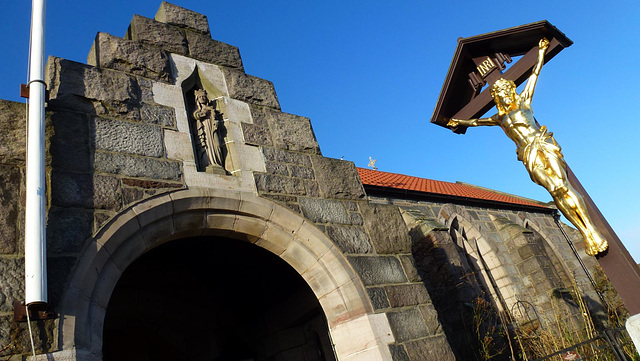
[{"xmin": 517, "ymin": 126, "xmax": 566, "ymax": 185}]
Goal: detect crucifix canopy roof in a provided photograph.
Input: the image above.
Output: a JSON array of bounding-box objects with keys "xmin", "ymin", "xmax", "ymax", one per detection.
[{"xmin": 431, "ymin": 21, "xmax": 572, "ymax": 133}]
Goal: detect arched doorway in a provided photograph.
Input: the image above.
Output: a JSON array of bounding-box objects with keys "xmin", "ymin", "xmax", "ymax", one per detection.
[
  {"xmin": 59, "ymin": 189, "xmax": 394, "ymax": 360},
  {"xmin": 103, "ymin": 236, "xmax": 336, "ymax": 360}
]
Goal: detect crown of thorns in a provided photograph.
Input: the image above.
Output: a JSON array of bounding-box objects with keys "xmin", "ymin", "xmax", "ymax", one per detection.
[{"xmin": 490, "ymin": 78, "xmax": 516, "ymax": 97}]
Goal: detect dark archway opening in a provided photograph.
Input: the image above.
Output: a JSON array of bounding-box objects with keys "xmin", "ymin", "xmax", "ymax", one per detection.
[{"xmin": 103, "ymin": 237, "xmax": 336, "ymax": 361}]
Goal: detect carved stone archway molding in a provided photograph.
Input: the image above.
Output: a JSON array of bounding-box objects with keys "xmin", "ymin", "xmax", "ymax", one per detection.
[
  {"xmin": 438, "ymin": 209, "xmax": 521, "ymax": 311},
  {"xmin": 520, "ymin": 218, "xmax": 576, "ymax": 274},
  {"xmin": 520, "ymin": 217, "xmax": 603, "ymax": 302},
  {"xmin": 55, "ymin": 188, "xmax": 394, "ymax": 361}
]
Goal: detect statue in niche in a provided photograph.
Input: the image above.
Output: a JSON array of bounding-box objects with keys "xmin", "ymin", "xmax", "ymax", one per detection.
[{"xmin": 192, "ymin": 89, "xmax": 226, "ymax": 173}]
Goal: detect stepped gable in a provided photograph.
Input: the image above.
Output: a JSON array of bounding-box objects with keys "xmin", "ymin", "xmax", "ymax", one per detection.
[
  {"xmin": 89, "ymin": 3, "xmax": 244, "ymax": 75},
  {"xmin": 357, "ymin": 167, "xmax": 550, "ymax": 209},
  {"xmin": 154, "ymin": 1, "xmax": 211, "ymax": 35},
  {"xmin": 85, "ymin": 1, "xmax": 283, "ymax": 110}
]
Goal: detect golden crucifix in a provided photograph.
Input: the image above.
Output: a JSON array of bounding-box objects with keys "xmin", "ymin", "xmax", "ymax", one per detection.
[{"xmin": 446, "ymin": 38, "xmax": 607, "ymax": 256}]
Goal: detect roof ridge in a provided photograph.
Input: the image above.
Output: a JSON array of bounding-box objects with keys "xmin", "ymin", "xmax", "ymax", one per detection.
[
  {"xmin": 455, "ymin": 181, "xmax": 552, "ymax": 206},
  {"xmin": 356, "ymin": 167, "xmax": 550, "ymax": 209}
]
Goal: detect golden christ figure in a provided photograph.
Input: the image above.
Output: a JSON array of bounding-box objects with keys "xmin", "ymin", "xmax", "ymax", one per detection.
[{"xmin": 447, "ymin": 38, "xmax": 608, "ymax": 256}]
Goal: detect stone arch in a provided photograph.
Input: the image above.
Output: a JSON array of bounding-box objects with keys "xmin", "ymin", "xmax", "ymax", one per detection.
[
  {"xmin": 438, "ymin": 208, "xmax": 520, "ymax": 312},
  {"xmin": 58, "ymin": 188, "xmax": 393, "ymax": 360},
  {"xmin": 401, "ymin": 208, "xmax": 484, "ymax": 361},
  {"xmin": 520, "ymin": 218, "xmax": 575, "ymax": 287},
  {"xmin": 520, "ymin": 216, "xmax": 603, "ymax": 295}
]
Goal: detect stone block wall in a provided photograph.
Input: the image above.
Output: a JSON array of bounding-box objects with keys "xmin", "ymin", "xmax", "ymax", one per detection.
[
  {"xmin": 44, "ymin": 51, "xmax": 186, "ymax": 312},
  {"xmin": 0, "ymin": 100, "xmax": 69, "ymax": 355},
  {"xmin": 248, "ymin": 117, "xmax": 454, "ymax": 358},
  {"xmin": 373, "ymin": 195, "xmax": 604, "ymax": 359},
  {"xmin": 0, "ymin": 100, "xmax": 27, "ymax": 353},
  {"xmin": 0, "ymin": 18, "xmax": 193, "ymax": 356},
  {"xmin": 402, "ymin": 211, "xmax": 482, "ymax": 360}
]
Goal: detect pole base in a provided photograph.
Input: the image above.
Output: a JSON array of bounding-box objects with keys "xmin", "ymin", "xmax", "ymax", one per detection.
[
  {"xmin": 13, "ymin": 300, "xmax": 54, "ymax": 322},
  {"xmin": 627, "ymin": 313, "xmax": 640, "ymax": 354}
]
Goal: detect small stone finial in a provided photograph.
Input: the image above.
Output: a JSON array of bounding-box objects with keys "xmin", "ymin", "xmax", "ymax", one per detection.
[{"xmin": 155, "ymin": 2, "xmax": 211, "ymax": 35}]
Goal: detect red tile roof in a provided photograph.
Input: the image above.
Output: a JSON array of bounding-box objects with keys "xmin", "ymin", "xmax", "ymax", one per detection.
[{"xmin": 357, "ymin": 167, "xmax": 550, "ymax": 209}]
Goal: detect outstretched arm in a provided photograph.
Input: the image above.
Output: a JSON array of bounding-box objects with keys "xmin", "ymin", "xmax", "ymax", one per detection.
[
  {"xmin": 521, "ymin": 38, "xmax": 549, "ymax": 106},
  {"xmin": 447, "ymin": 113, "xmax": 500, "ymax": 128}
]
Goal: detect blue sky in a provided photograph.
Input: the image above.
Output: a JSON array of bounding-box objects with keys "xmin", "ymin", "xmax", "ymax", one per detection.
[{"xmin": 2, "ymin": 1, "xmax": 639, "ymax": 262}]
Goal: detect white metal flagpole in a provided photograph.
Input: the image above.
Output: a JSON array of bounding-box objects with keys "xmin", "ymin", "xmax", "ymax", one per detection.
[{"xmin": 24, "ymin": 0, "xmax": 47, "ymax": 306}]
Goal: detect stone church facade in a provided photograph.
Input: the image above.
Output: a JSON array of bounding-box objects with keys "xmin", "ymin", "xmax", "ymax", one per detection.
[{"xmin": 0, "ymin": 3, "xmax": 605, "ymax": 360}]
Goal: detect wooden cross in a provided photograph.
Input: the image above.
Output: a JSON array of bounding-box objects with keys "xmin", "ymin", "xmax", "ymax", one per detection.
[
  {"xmin": 431, "ymin": 21, "xmax": 640, "ymax": 315},
  {"xmin": 431, "ymin": 21, "xmax": 571, "ymax": 131}
]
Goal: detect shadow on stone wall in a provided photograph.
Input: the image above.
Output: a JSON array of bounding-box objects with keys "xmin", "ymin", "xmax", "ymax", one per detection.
[
  {"xmin": 0, "ymin": 99, "xmax": 67, "ymax": 354},
  {"xmin": 411, "ymin": 228, "xmax": 476, "ymax": 360},
  {"xmin": 410, "ymin": 224, "xmax": 511, "ymax": 361},
  {"xmin": 47, "ymin": 109, "xmax": 96, "ymax": 311}
]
